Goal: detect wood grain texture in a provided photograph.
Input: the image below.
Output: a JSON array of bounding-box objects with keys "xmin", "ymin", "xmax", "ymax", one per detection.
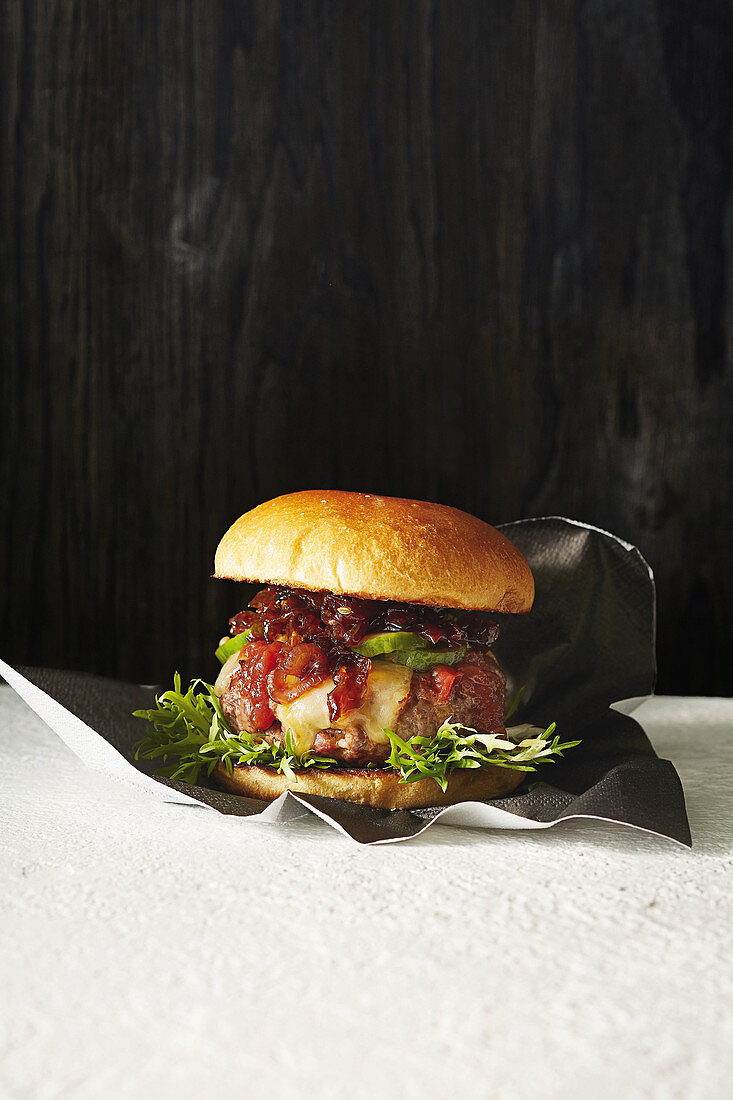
[{"xmin": 1, "ymin": 1, "xmax": 731, "ymax": 694}]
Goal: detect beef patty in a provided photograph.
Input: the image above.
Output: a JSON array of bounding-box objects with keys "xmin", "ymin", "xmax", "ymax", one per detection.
[{"xmin": 219, "ymin": 649, "xmax": 505, "ymax": 766}]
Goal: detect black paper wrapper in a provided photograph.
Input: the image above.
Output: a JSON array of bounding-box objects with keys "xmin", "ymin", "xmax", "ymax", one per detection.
[{"xmin": 3, "ymin": 519, "xmax": 691, "ymax": 846}]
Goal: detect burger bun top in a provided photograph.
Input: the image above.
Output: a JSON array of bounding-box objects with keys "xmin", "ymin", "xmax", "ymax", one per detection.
[{"xmin": 214, "ymin": 490, "xmax": 534, "ymax": 613}]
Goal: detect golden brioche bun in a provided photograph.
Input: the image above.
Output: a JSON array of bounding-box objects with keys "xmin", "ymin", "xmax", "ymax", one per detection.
[
  {"xmin": 213, "ymin": 759, "xmax": 524, "ymax": 810},
  {"xmin": 214, "ymin": 490, "xmax": 533, "ymax": 613}
]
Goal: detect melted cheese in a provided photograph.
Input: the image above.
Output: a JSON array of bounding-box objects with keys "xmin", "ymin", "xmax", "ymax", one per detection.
[
  {"xmin": 213, "ymin": 651, "xmax": 242, "ymax": 696},
  {"xmin": 273, "ymin": 659, "xmax": 413, "ymax": 755}
]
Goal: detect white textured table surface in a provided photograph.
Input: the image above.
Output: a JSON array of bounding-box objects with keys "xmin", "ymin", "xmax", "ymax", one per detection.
[{"xmin": 1, "ymin": 687, "xmax": 732, "ymax": 1100}]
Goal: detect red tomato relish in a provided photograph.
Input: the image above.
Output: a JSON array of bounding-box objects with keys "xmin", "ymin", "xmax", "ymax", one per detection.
[{"xmin": 227, "ymin": 586, "xmax": 500, "ymax": 731}]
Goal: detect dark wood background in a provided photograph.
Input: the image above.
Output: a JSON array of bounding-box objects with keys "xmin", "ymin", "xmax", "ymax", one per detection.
[{"xmin": 2, "ymin": 1, "xmax": 732, "ymax": 695}]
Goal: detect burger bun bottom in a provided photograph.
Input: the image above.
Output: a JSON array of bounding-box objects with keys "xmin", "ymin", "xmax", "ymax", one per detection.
[{"xmin": 213, "ymin": 760, "xmax": 524, "ymax": 810}]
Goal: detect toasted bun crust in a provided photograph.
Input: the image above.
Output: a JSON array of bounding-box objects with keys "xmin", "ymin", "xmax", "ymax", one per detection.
[
  {"xmin": 213, "ymin": 759, "xmax": 524, "ymax": 810},
  {"xmin": 214, "ymin": 490, "xmax": 533, "ymax": 613}
]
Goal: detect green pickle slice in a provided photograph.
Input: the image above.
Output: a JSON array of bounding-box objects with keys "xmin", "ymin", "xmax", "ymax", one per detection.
[
  {"xmin": 386, "ymin": 647, "xmax": 467, "ymax": 671},
  {"xmin": 352, "ymin": 631, "xmax": 431, "ymax": 657},
  {"xmin": 353, "ymin": 631, "xmax": 467, "ymax": 671},
  {"xmin": 215, "ymin": 631, "xmax": 252, "ymax": 665}
]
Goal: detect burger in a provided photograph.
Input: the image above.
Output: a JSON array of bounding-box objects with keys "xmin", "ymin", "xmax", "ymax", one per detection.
[{"xmin": 134, "ymin": 491, "xmax": 577, "ymax": 809}]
